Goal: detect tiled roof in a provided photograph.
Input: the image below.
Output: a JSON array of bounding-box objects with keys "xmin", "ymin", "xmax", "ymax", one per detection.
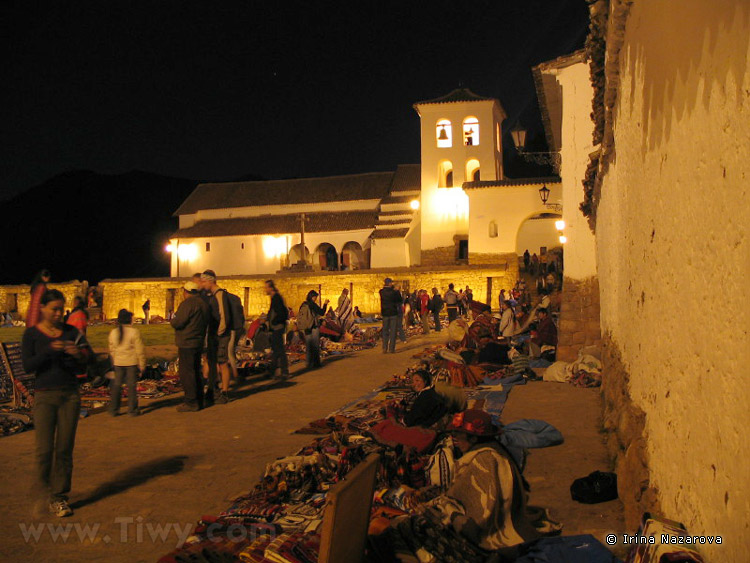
[
  {"xmin": 174, "ymin": 172, "xmax": 394, "ymax": 216},
  {"xmin": 173, "ymin": 212, "xmax": 377, "ymax": 238},
  {"xmin": 371, "ymin": 228, "xmax": 409, "ymax": 239},
  {"xmin": 390, "ymin": 164, "xmax": 421, "ymax": 192},
  {"xmin": 414, "ymin": 88, "xmax": 496, "ymax": 106},
  {"xmin": 463, "ymin": 176, "xmax": 561, "ymax": 190}
]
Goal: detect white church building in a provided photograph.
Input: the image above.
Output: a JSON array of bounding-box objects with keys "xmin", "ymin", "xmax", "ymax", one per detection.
[{"xmin": 168, "ymin": 88, "xmax": 563, "ymax": 276}]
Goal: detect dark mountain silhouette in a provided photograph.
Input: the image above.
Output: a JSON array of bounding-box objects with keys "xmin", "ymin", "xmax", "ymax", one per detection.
[{"xmin": 0, "ymin": 170, "xmax": 199, "ymax": 285}]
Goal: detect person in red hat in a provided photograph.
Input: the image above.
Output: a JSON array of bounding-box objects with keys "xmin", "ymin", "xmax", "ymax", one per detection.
[{"xmin": 371, "ymin": 408, "xmax": 551, "ymax": 560}]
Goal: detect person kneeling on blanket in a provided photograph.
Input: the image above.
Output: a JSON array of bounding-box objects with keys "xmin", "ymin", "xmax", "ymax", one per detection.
[{"xmin": 370, "ymin": 409, "xmax": 559, "ymax": 562}]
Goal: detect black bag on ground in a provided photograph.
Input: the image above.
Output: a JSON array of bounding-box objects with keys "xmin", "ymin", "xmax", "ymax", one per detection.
[{"xmin": 570, "ymin": 471, "xmax": 618, "ymax": 504}]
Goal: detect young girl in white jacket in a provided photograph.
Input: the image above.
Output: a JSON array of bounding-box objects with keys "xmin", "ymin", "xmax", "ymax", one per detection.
[{"xmin": 108, "ymin": 309, "xmax": 146, "ymax": 416}]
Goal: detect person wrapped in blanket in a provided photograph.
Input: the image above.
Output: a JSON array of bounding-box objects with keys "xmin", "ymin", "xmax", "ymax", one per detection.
[{"xmin": 369, "ymin": 409, "xmax": 555, "ymax": 563}]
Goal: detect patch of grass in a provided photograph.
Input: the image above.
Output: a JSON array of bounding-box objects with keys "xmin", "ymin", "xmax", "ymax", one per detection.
[{"xmin": 0, "ymin": 324, "xmax": 176, "ymax": 348}]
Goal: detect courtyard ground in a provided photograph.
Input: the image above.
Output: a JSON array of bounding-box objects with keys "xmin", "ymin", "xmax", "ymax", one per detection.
[
  {"xmin": 0, "ymin": 324, "xmax": 178, "ymax": 362},
  {"xmin": 0, "ymin": 331, "xmax": 625, "ymax": 562}
]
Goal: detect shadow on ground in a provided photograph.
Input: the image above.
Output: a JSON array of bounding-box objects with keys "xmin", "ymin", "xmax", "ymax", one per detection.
[{"xmin": 71, "ymin": 455, "xmax": 190, "ymax": 509}]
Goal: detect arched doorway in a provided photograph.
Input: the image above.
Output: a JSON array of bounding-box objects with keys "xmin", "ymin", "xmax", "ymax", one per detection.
[
  {"xmin": 288, "ymin": 244, "xmax": 310, "ymax": 265},
  {"xmin": 515, "ymin": 213, "xmax": 562, "ymax": 257},
  {"xmin": 314, "ymin": 242, "xmax": 338, "ymax": 271},
  {"xmin": 341, "ymin": 241, "xmax": 365, "ymax": 270}
]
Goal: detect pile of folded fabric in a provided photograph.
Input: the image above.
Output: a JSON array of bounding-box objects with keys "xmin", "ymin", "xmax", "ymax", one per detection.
[
  {"xmin": 0, "ymin": 406, "xmax": 33, "ymax": 437},
  {"xmin": 156, "ymin": 343, "xmax": 561, "ymax": 563}
]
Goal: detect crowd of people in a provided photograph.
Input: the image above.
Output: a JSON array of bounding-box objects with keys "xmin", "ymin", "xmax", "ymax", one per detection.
[{"xmin": 16, "ymin": 264, "xmax": 560, "ymax": 534}]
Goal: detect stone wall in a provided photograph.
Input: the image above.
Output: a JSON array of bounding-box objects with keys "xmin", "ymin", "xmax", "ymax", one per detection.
[
  {"xmin": 600, "ymin": 333, "xmax": 661, "ymax": 529},
  {"xmin": 97, "ymin": 263, "xmax": 517, "ymax": 321},
  {"xmin": 556, "ymin": 276, "xmax": 601, "ymax": 362},
  {"xmin": 420, "ymin": 246, "xmax": 456, "ymax": 266},
  {"xmin": 0, "ymin": 281, "xmax": 86, "ymax": 318}
]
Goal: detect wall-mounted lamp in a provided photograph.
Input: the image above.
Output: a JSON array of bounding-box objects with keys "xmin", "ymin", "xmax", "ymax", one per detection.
[
  {"xmin": 538, "ymin": 185, "xmax": 550, "ymax": 205},
  {"xmin": 410, "ymin": 199, "xmax": 420, "ymax": 210}
]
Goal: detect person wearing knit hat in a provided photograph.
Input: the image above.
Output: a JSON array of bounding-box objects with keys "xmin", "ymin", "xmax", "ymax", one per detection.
[
  {"xmin": 430, "ymin": 408, "xmax": 541, "ymax": 549},
  {"xmin": 375, "ymin": 406, "xmax": 550, "ymax": 558},
  {"xmin": 171, "ymin": 280, "xmax": 210, "ymax": 412}
]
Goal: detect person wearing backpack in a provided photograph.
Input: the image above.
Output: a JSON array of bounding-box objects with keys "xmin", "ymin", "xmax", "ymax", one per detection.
[
  {"xmin": 200, "ymin": 270, "xmax": 233, "ymax": 404},
  {"xmin": 443, "ymin": 283, "xmax": 459, "ymax": 322},
  {"xmin": 298, "ymin": 290, "xmax": 329, "ymax": 369},
  {"xmin": 430, "ymin": 287, "xmax": 444, "ymax": 332},
  {"xmin": 264, "ymin": 280, "xmax": 290, "ymax": 378}
]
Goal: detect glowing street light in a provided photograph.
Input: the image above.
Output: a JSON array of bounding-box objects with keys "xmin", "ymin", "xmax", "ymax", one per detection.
[
  {"xmin": 555, "ymin": 219, "xmax": 565, "ymax": 231},
  {"xmin": 410, "ymin": 199, "xmax": 420, "ymax": 210},
  {"xmin": 559, "ymin": 235, "xmax": 567, "ymax": 244}
]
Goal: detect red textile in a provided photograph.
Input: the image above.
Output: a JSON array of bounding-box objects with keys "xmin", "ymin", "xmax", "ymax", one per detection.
[
  {"xmin": 66, "ymin": 310, "xmax": 88, "ymax": 334},
  {"xmin": 370, "ymin": 418, "xmax": 436, "ymax": 453},
  {"xmin": 247, "ymin": 318, "xmax": 263, "ymax": 340},
  {"xmin": 419, "ymin": 293, "xmax": 430, "ymax": 315},
  {"xmin": 26, "ymin": 283, "xmax": 46, "ymax": 328}
]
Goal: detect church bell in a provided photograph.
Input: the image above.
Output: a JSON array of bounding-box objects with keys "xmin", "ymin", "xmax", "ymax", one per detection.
[{"xmin": 438, "ymin": 127, "xmax": 448, "ymax": 141}]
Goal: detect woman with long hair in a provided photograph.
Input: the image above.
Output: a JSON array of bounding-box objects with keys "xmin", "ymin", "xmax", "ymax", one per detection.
[
  {"xmin": 108, "ymin": 309, "xmax": 145, "ymax": 417},
  {"xmin": 22, "ymin": 289, "xmax": 90, "ymax": 517},
  {"xmin": 26, "ymin": 269, "xmax": 51, "ymax": 328}
]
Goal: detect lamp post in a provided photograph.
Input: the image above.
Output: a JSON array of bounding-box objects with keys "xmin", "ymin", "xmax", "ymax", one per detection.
[{"xmin": 510, "ymin": 126, "xmax": 561, "ymax": 174}]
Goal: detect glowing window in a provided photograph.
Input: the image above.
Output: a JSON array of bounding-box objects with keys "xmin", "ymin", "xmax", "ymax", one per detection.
[
  {"xmin": 436, "ymin": 119, "xmax": 452, "ymax": 148},
  {"xmin": 463, "ymin": 117, "xmax": 479, "ymax": 146},
  {"xmin": 496, "ymin": 123, "xmax": 501, "ymax": 152},
  {"xmin": 438, "ymin": 161, "xmax": 453, "ymax": 188},
  {"xmin": 466, "ymin": 158, "xmax": 480, "ymax": 182}
]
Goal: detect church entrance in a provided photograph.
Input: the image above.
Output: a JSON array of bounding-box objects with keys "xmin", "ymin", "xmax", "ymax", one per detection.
[{"xmin": 314, "ymin": 243, "xmax": 338, "ymax": 271}]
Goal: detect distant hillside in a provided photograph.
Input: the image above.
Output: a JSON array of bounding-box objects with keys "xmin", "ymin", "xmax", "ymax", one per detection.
[{"xmin": 0, "ymin": 170, "xmax": 198, "ymax": 285}]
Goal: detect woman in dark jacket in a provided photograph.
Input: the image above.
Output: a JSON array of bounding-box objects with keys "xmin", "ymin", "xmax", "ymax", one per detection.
[
  {"xmin": 403, "ymin": 370, "xmax": 447, "ymax": 427},
  {"xmin": 22, "ymin": 289, "xmax": 90, "ymax": 517}
]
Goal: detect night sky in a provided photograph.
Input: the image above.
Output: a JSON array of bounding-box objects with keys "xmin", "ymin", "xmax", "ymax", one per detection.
[{"xmin": 1, "ymin": 0, "xmax": 589, "ymax": 199}]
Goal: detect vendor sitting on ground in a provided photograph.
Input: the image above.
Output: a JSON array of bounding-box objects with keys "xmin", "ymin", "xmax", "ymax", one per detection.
[
  {"xmin": 372, "ymin": 409, "xmax": 543, "ymax": 561},
  {"xmin": 530, "ymin": 308, "xmax": 557, "ymax": 358},
  {"xmin": 463, "ymin": 305, "xmax": 497, "ymax": 350},
  {"xmin": 403, "ymin": 369, "xmax": 447, "ymax": 428}
]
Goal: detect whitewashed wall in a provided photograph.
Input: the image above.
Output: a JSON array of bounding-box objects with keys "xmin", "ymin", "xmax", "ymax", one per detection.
[{"xmin": 595, "ymin": 1, "xmax": 750, "ymax": 559}]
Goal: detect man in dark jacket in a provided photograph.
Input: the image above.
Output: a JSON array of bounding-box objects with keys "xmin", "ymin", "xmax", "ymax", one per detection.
[
  {"xmin": 265, "ymin": 280, "xmax": 289, "ymax": 378},
  {"xmin": 430, "ymin": 287, "xmax": 444, "ymax": 332},
  {"xmin": 530, "ymin": 308, "xmax": 558, "ymax": 358},
  {"xmin": 379, "ymin": 278, "xmax": 402, "ymax": 354},
  {"xmin": 172, "ymin": 281, "xmax": 209, "ymax": 411}
]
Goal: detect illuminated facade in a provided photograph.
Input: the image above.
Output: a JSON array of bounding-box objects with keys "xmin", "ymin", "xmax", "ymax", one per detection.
[{"xmin": 169, "ymin": 88, "xmax": 562, "ymax": 276}]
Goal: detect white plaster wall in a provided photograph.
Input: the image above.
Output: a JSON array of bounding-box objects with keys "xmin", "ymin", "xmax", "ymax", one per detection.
[
  {"xmin": 416, "ymin": 100, "xmax": 505, "ymax": 250},
  {"xmin": 595, "ymin": 1, "xmax": 750, "ymax": 559},
  {"xmin": 371, "ymin": 238, "xmax": 408, "ymax": 269},
  {"xmin": 170, "ymin": 230, "xmax": 373, "ymax": 276},
  {"xmin": 515, "ymin": 218, "xmax": 560, "ymax": 256},
  {"xmin": 467, "ymin": 183, "xmax": 562, "ymax": 254},
  {"xmin": 552, "ymin": 62, "xmax": 598, "ymax": 280}
]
